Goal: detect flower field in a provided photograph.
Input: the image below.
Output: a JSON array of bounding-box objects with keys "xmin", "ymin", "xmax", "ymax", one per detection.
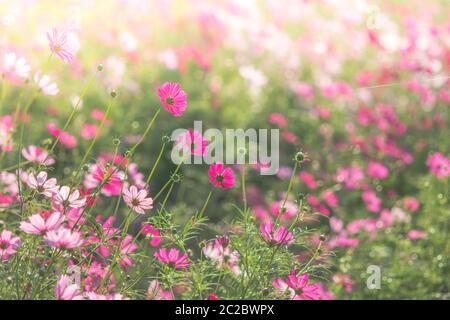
[{"xmin": 0, "ymin": 0, "xmax": 449, "ymax": 300}]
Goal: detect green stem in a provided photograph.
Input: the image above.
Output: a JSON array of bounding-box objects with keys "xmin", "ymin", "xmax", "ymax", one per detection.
[
  {"xmin": 74, "ymin": 97, "xmax": 114, "ymax": 178},
  {"xmin": 49, "ymin": 68, "xmax": 99, "ymax": 153},
  {"xmin": 128, "ymin": 107, "xmax": 161, "ymax": 156}
]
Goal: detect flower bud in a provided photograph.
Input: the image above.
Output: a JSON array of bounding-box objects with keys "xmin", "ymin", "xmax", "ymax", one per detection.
[{"xmin": 97, "ymin": 64, "xmax": 104, "ymax": 72}]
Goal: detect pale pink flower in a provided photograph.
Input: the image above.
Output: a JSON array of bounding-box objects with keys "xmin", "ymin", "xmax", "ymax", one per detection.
[
  {"xmin": 0, "ymin": 230, "xmax": 21, "ymax": 260},
  {"xmin": 22, "ymin": 145, "xmax": 55, "ymax": 166},
  {"xmin": 20, "ymin": 211, "xmax": 63, "ymax": 235},
  {"xmin": 55, "ymin": 275, "xmax": 83, "ymax": 300},
  {"xmin": 27, "ymin": 171, "xmax": 58, "ymax": 197},
  {"xmin": 54, "ymin": 186, "xmax": 86, "ymax": 209},
  {"xmin": 123, "ymin": 185, "xmax": 153, "ymax": 214},
  {"xmin": 407, "ymin": 230, "xmax": 426, "ymax": 240},
  {"xmin": 0, "ymin": 115, "xmax": 14, "ymax": 152},
  {"xmin": 260, "ymin": 221, "xmax": 294, "ymax": 245},
  {"xmin": 1, "ymin": 52, "xmax": 30, "ymax": 81},
  {"xmin": 45, "ymin": 227, "xmax": 83, "ymax": 249},
  {"xmin": 157, "ymin": 82, "xmax": 187, "ymax": 117},
  {"xmin": 34, "ymin": 72, "xmax": 59, "ymax": 96},
  {"xmin": 203, "ymin": 237, "xmax": 241, "ymax": 276},
  {"xmin": 154, "ymin": 248, "xmax": 190, "ymax": 270},
  {"xmin": 147, "ymin": 280, "xmax": 173, "ymax": 300},
  {"xmin": 47, "ymin": 28, "xmax": 75, "ymax": 63}
]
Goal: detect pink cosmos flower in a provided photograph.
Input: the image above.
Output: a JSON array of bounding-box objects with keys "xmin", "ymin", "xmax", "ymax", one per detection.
[
  {"xmin": 157, "ymin": 82, "xmax": 187, "ymax": 117},
  {"xmin": 45, "ymin": 227, "xmax": 83, "ymax": 249},
  {"xmin": 34, "ymin": 72, "xmax": 58, "ymax": 96},
  {"xmin": 80, "ymin": 123, "xmax": 98, "ymax": 140},
  {"xmin": 268, "ymin": 113, "xmax": 287, "ymax": 128},
  {"xmin": 260, "ymin": 221, "xmax": 294, "ymax": 245},
  {"xmin": 273, "ymin": 270, "xmax": 320, "ymax": 300},
  {"xmin": 142, "ymin": 224, "xmax": 161, "ymax": 247},
  {"xmin": 208, "ymin": 163, "xmax": 235, "ymax": 189},
  {"xmin": 20, "ymin": 211, "xmax": 63, "ymax": 235},
  {"xmin": 362, "ymin": 190, "xmax": 382, "ymax": 213},
  {"xmin": 154, "ymin": 248, "xmax": 190, "ymax": 270},
  {"xmin": 0, "ymin": 115, "xmax": 14, "ymax": 152},
  {"xmin": 0, "ymin": 230, "xmax": 21, "ymax": 261},
  {"xmin": 91, "ymin": 109, "xmax": 112, "ymax": 125},
  {"xmin": 203, "ymin": 237, "xmax": 241, "ymax": 276},
  {"xmin": 270, "ymin": 200, "xmax": 298, "ymax": 220},
  {"xmin": 322, "ymin": 190, "xmax": 339, "ymax": 208},
  {"xmin": 47, "ymin": 28, "xmax": 75, "ymax": 63},
  {"xmin": 299, "ymin": 171, "xmax": 318, "ymax": 189},
  {"xmin": 59, "ymin": 132, "xmax": 78, "ymax": 149},
  {"xmin": 54, "ymin": 186, "xmax": 86, "ymax": 209},
  {"xmin": 27, "ymin": 171, "xmax": 58, "ymax": 197},
  {"xmin": 403, "ymin": 197, "xmax": 420, "ymax": 212},
  {"xmin": 84, "ymin": 163, "xmax": 124, "ymax": 197},
  {"xmin": 175, "ymin": 128, "xmax": 208, "ymax": 156},
  {"xmin": 84, "ymin": 262, "xmax": 115, "ymax": 292},
  {"xmin": 336, "ymin": 166, "xmax": 364, "ymax": 190},
  {"xmin": 332, "ymin": 273, "xmax": 353, "ymax": 293},
  {"xmin": 147, "ymin": 280, "xmax": 173, "ymax": 300},
  {"xmin": 407, "ymin": 230, "xmax": 426, "ymax": 240},
  {"xmin": 22, "ymin": 145, "xmax": 55, "ymax": 166},
  {"xmin": 119, "ymin": 235, "xmax": 139, "ymax": 268},
  {"xmin": 55, "ymin": 275, "xmax": 83, "ymax": 300},
  {"xmin": 426, "ymin": 152, "xmax": 450, "ymax": 178},
  {"xmin": 123, "ymin": 185, "xmax": 153, "ymax": 214},
  {"xmin": 367, "ymin": 162, "xmax": 389, "ymax": 180},
  {"xmin": 84, "ymin": 292, "xmax": 128, "ymax": 300}
]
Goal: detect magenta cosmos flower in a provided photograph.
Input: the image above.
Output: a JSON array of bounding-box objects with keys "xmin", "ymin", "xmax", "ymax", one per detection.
[
  {"xmin": 157, "ymin": 82, "xmax": 187, "ymax": 117},
  {"xmin": 426, "ymin": 152, "xmax": 450, "ymax": 179},
  {"xmin": 260, "ymin": 221, "xmax": 294, "ymax": 245},
  {"xmin": 142, "ymin": 224, "xmax": 161, "ymax": 247},
  {"xmin": 208, "ymin": 163, "xmax": 235, "ymax": 189},
  {"xmin": 45, "ymin": 228, "xmax": 83, "ymax": 249},
  {"xmin": 47, "ymin": 28, "xmax": 75, "ymax": 63},
  {"xmin": 55, "ymin": 275, "xmax": 83, "ymax": 300},
  {"xmin": 20, "ymin": 211, "xmax": 64, "ymax": 235},
  {"xmin": 175, "ymin": 128, "xmax": 208, "ymax": 156},
  {"xmin": 0, "ymin": 230, "xmax": 21, "ymax": 261},
  {"xmin": 273, "ymin": 270, "xmax": 321, "ymax": 300},
  {"xmin": 154, "ymin": 248, "xmax": 190, "ymax": 270},
  {"xmin": 123, "ymin": 185, "xmax": 153, "ymax": 214}
]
